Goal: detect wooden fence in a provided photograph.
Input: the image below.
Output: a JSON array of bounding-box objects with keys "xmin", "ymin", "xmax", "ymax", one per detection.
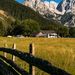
[
  {"xmin": 3, "ymin": 43, "xmax": 35, "ymax": 75},
  {"xmin": 0, "ymin": 43, "xmax": 70, "ymax": 75}
]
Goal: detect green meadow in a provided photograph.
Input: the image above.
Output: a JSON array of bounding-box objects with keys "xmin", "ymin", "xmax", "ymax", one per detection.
[{"xmin": 0, "ymin": 37, "xmax": 75, "ymax": 75}]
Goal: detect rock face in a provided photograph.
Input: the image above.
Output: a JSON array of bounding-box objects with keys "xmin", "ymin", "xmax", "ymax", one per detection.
[
  {"xmin": 60, "ymin": 13, "xmax": 75, "ymax": 27},
  {"xmin": 23, "ymin": 0, "xmax": 75, "ymax": 27},
  {"xmin": 57, "ymin": 0, "xmax": 75, "ymax": 27},
  {"xmin": 23, "ymin": 0, "xmax": 61, "ymax": 15},
  {"xmin": 57, "ymin": 0, "xmax": 75, "ymax": 14}
]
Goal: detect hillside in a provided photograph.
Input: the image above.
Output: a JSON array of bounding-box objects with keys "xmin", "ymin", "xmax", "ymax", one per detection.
[
  {"xmin": 0, "ymin": 0, "xmax": 62, "ymax": 29},
  {"xmin": 0, "ymin": 0, "xmax": 69, "ymax": 37}
]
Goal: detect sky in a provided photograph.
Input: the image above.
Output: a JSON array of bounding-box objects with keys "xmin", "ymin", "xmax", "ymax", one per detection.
[{"xmin": 16, "ymin": 0, "xmax": 62, "ymax": 3}]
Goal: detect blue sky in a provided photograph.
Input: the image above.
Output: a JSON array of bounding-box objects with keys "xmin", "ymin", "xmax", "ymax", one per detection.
[
  {"xmin": 16, "ymin": 0, "xmax": 62, "ymax": 3},
  {"xmin": 16, "ymin": 0, "xmax": 24, "ymax": 3}
]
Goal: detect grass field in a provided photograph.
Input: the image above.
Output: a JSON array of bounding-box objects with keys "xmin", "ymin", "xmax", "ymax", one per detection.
[{"xmin": 0, "ymin": 37, "xmax": 75, "ymax": 75}]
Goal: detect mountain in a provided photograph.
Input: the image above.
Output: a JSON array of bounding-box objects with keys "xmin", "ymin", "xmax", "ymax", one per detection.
[
  {"xmin": 0, "ymin": 0, "xmax": 61, "ymax": 29},
  {"xmin": 23, "ymin": 0, "xmax": 75, "ymax": 27},
  {"xmin": 23, "ymin": 0, "xmax": 60, "ymax": 16},
  {"xmin": 57, "ymin": 0, "xmax": 75, "ymax": 27},
  {"xmin": 57, "ymin": 0, "xmax": 75, "ymax": 14},
  {"xmin": 0, "ymin": 0, "xmax": 65, "ymax": 36},
  {"xmin": 59, "ymin": 12, "xmax": 75, "ymax": 27},
  {"xmin": 24, "ymin": 0, "xmax": 75, "ymax": 27}
]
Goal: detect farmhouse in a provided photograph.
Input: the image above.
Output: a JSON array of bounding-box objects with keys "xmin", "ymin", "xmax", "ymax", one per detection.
[{"xmin": 35, "ymin": 30, "xmax": 58, "ymax": 38}]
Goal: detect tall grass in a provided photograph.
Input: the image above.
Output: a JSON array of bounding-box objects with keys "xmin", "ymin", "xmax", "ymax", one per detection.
[{"xmin": 0, "ymin": 37, "xmax": 75, "ymax": 75}]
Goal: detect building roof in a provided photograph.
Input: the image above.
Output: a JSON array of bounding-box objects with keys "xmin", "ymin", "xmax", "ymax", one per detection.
[{"xmin": 40, "ymin": 30, "xmax": 57, "ymax": 34}]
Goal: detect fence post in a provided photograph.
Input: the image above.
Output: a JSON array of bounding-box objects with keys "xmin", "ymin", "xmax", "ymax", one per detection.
[
  {"xmin": 4, "ymin": 44, "xmax": 7, "ymax": 58},
  {"xmin": 29, "ymin": 43, "xmax": 35, "ymax": 75},
  {"xmin": 12, "ymin": 43, "xmax": 16, "ymax": 62}
]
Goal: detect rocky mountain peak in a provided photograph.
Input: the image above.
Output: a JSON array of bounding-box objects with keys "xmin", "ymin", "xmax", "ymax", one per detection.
[
  {"xmin": 23, "ymin": 0, "xmax": 75, "ymax": 27},
  {"xmin": 57, "ymin": 0, "xmax": 75, "ymax": 14},
  {"xmin": 23, "ymin": 0, "xmax": 61, "ymax": 15}
]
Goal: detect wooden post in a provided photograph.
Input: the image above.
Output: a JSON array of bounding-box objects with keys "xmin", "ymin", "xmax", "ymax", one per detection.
[
  {"xmin": 29, "ymin": 43, "xmax": 35, "ymax": 75},
  {"xmin": 4, "ymin": 44, "xmax": 7, "ymax": 58},
  {"xmin": 12, "ymin": 43, "xmax": 16, "ymax": 62}
]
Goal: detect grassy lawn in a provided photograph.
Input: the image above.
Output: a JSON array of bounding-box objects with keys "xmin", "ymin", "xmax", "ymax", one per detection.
[{"xmin": 0, "ymin": 37, "xmax": 75, "ymax": 75}]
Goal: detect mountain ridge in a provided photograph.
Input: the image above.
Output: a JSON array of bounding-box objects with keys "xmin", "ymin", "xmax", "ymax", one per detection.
[
  {"xmin": 23, "ymin": 0, "xmax": 75, "ymax": 27},
  {"xmin": 0, "ymin": 0, "xmax": 66, "ymax": 36},
  {"xmin": 0, "ymin": 0, "xmax": 52, "ymax": 29}
]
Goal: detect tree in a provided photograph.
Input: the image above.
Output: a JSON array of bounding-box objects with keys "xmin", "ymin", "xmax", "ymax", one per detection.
[
  {"xmin": 21, "ymin": 19, "xmax": 40, "ymax": 36},
  {"xmin": 0, "ymin": 21, "xmax": 6, "ymax": 36},
  {"xmin": 10, "ymin": 19, "xmax": 22, "ymax": 35},
  {"xmin": 10, "ymin": 19, "xmax": 40, "ymax": 36},
  {"xmin": 69, "ymin": 27, "xmax": 75, "ymax": 37},
  {"xmin": 57, "ymin": 26, "xmax": 69, "ymax": 37}
]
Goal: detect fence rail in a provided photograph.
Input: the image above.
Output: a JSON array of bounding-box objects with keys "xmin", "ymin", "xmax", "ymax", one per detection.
[{"xmin": 0, "ymin": 43, "xmax": 70, "ymax": 75}]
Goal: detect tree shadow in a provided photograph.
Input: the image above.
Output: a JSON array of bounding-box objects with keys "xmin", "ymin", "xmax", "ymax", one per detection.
[
  {"xmin": 0, "ymin": 58, "xmax": 19, "ymax": 75},
  {"xmin": 0, "ymin": 48, "xmax": 71, "ymax": 75},
  {"xmin": 0, "ymin": 55, "xmax": 29, "ymax": 75}
]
